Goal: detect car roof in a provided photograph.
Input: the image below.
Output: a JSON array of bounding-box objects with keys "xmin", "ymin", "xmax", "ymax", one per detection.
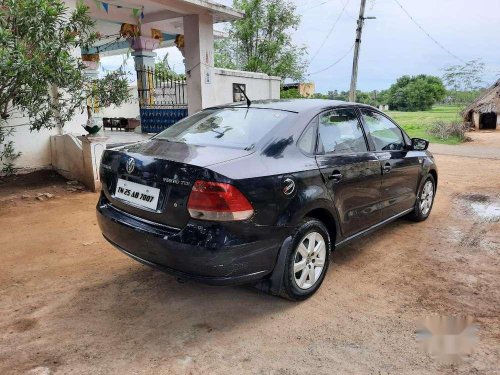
[{"xmin": 212, "ymin": 99, "xmax": 371, "ymax": 113}]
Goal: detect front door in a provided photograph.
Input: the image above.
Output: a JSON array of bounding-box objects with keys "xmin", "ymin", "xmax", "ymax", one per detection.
[
  {"xmin": 315, "ymin": 108, "xmax": 382, "ymax": 238},
  {"xmin": 359, "ymin": 108, "xmax": 421, "ymax": 219}
]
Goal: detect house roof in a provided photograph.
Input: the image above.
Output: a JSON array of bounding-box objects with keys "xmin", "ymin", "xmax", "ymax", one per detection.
[
  {"xmin": 464, "ymin": 79, "xmax": 500, "ymax": 115},
  {"xmin": 85, "ymin": 0, "xmax": 243, "ymax": 30},
  {"xmin": 174, "ymin": 0, "xmax": 244, "ymax": 22},
  {"xmin": 84, "ymin": 0, "xmax": 243, "ymax": 56}
]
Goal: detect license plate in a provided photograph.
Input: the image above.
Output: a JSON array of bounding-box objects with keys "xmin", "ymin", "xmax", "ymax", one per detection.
[{"xmin": 115, "ymin": 178, "xmax": 160, "ymax": 211}]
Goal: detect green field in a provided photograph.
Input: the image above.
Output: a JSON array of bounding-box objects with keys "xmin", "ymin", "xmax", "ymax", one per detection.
[{"xmin": 386, "ymin": 105, "xmax": 463, "ymax": 145}]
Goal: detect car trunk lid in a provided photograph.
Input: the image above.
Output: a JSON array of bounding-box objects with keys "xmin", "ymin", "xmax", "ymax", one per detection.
[{"xmin": 100, "ymin": 140, "xmax": 252, "ymax": 229}]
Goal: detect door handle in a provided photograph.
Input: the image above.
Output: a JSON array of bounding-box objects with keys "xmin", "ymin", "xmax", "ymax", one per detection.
[
  {"xmin": 382, "ymin": 163, "xmax": 392, "ymax": 174},
  {"xmin": 328, "ymin": 171, "xmax": 343, "ymax": 183}
]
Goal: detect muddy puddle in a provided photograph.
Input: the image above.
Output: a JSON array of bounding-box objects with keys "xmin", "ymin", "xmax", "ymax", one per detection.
[{"xmin": 458, "ymin": 193, "xmax": 500, "ymax": 222}]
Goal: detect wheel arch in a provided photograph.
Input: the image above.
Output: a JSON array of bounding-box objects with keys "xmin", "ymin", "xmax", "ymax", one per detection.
[
  {"xmin": 303, "ymin": 207, "xmax": 337, "ymax": 246},
  {"xmin": 259, "ymin": 205, "xmax": 339, "ymax": 297},
  {"xmin": 429, "ymin": 168, "xmax": 438, "ymax": 189}
]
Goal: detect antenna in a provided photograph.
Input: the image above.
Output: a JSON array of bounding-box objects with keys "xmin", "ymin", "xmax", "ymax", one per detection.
[{"xmin": 237, "ymin": 84, "xmax": 252, "ymax": 108}]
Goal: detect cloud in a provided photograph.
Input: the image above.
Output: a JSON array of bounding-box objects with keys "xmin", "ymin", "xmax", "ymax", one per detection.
[
  {"xmin": 101, "ymin": 0, "xmax": 500, "ymax": 93},
  {"xmin": 220, "ymin": 0, "xmax": 500, "ymax": 92}
]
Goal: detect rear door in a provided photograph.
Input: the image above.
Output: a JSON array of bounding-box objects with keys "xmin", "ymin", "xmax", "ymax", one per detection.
[
  {"xmin": 359, "ymin": 108, "xmax": 421, "ymax": 219},
  {"xmin": 314, "ymin": 108, "xmax": 383, "ymax": 238}
]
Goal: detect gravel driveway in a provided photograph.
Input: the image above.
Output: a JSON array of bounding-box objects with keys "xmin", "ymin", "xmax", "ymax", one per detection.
[{"xmin": 1, "ymin": 132, "xmax": 499, "ymax": 375}]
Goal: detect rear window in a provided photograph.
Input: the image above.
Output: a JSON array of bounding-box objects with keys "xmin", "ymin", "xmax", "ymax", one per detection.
[{"xmin": 154, "ymin": 107, "xmax": 294, "ymax": 149}]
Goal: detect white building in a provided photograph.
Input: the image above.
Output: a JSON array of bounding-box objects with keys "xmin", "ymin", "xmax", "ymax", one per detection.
[{"xmin": 5, "ymin": 0, "xmax": 281, "ymax": 176}]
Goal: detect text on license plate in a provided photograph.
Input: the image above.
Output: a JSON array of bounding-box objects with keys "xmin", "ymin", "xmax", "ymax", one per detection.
[{"xmin": 115, "ymin": 178, "xmax": 160, "ymax": 210}]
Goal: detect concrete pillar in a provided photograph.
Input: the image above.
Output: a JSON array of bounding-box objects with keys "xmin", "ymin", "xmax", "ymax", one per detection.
[
  {"xmin": 128, "ymin": 37, "xmax": 159, "ymax": 71},
  {"xmin": 128, "ymin": 37, "xmax": 159, "ymax": 107},
  {"xmin": 133, "ymin": 51, "xmax": 156, "ymax": 107},
  {"xmin": 132, "ymin": 51, "xmax": 156, "ymax": 70},
  {"xmin": 183, "ymin": 14, "xmax": 216, "ymax": 114}
]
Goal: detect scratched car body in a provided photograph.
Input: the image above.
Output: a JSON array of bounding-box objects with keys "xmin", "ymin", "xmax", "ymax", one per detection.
[{"xmin": 97, "ymin": 99, "xmax": 438, "ymax": 300}]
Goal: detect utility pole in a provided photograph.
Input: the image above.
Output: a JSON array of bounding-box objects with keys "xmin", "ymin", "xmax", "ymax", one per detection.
[{"xmin": 349, "ymin": 0, "xmax": 374, "ymax": 102}]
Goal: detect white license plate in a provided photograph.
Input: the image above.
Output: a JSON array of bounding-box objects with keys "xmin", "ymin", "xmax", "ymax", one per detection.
[{"xmin": 115, "ymin": 178, "xmax": 160, "ymax": 211}]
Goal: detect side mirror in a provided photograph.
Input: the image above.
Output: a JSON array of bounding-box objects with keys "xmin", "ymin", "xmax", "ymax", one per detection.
[{"xmin": 411, "ymin": 138, "xmax": 429, "ymax": 151}]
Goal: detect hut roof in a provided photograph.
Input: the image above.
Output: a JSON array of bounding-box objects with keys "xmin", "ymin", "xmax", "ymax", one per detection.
[{"xmin": 464, "ymin": 79, "xmax": 500, "ymax": 116}]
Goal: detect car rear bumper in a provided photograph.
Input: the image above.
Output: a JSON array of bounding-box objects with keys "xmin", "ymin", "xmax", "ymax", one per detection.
[{"xmin": 96, "ymin": 196, "xmax": 287, "ymax": 286}]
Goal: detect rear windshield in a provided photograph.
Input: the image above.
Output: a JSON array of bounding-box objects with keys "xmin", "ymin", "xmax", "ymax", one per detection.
[{"xmin": 154, "ymin": 107, "xmax": 294, "ymax": 149}]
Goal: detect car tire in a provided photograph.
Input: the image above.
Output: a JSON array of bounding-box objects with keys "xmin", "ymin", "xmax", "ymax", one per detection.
[
  {"xmin": 408, "ymin": 174, "xmax": 436, "ymax": 222},
  {"xmin": 280, "ymin": 218, "xmax": 331, "ymax": 301}
]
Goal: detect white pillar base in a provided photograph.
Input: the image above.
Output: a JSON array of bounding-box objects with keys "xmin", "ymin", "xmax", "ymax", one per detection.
[{"xmin": 77, "ymin": 135, "xmax": 108, "ymax": 192}]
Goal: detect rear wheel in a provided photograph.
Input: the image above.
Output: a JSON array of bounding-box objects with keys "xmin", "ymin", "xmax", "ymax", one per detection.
[
  {"xmin": 408, "ymin": 175, "xmax": 436, "ymax": 221},
  {"xmin": 280, "ymin": 219, "xmax": 331, "ymax": 301}
]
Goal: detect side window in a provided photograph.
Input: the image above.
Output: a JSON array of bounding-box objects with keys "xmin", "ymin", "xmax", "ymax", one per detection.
[
  {"xmin": 297, "ymin": 119, "xmax": 317, "ymax": 154},
  {"xmin": 361, "ymin": 110, "xmax": 405, "ymax": 151},
  {"xmin": 318, "ymin": 108, "xmax": 367, "ymax": 154}
]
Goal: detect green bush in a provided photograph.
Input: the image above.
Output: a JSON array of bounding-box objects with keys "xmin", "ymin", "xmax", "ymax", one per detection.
[{"xmin": 280, "ymin": 88, "xmax": 303, "ymax": 99}]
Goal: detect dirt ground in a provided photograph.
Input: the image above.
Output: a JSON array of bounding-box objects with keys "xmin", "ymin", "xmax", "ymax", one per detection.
[{"xmin": 1, "ymin": 132, "xmax": 499, "ymax": 375}]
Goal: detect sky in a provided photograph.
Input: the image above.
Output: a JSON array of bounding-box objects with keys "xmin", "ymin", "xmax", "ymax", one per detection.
[{"xmin": 101, "ymin": 0, "xmax": 500, "ymax": 94}]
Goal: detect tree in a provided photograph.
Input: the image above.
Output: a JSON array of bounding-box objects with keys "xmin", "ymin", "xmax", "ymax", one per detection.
[
  {"xmin": 442, "ymin": 59, "xmax": 486, "ymax": 105},
  {"xmin": 311, "ymin": 89, "xmax": 389, "ymax": 107},
  {"xmin": 442, "ymin": 59, "xmax": 485, "ymax": 92},
  {"xmin": 386, "ymin": 75, "xmax": 446, "ymax": 111},
  {"xmin": 86, "ymin": 71, "xmax": 131, "ymax": 124},
  {"xmin": 0, "ymin": 0, "xmax": 98, "ymax": 174},
  {"xmin": 311, "ymin": 92, "xmax": 329, "ymax": 99},
  {"xmin": 214, "ymin": 0, "xmax": 308, "ymax": 81},
  {"xmin": 154, "ymin": 53, "xmax": 185, "ymax": 81}
]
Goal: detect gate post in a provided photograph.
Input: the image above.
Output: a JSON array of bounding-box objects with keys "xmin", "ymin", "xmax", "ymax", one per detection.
[{"xmin": 128, "ymin": 37, "xmax": 159, "ymax": 125}]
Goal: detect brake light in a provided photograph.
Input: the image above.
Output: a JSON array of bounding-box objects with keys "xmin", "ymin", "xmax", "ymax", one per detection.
[{"xmin": 187, "ymin": 180, "xmax": 254, "ymax": 221}]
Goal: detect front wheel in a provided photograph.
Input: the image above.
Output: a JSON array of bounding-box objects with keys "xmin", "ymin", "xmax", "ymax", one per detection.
[
  {"xmin": 408, "ymin": 175, "xmax": 436, "ymax": 221},
  {"xmin": 280, "ymin": 219, "xmax": 331, "ymax": 301}
]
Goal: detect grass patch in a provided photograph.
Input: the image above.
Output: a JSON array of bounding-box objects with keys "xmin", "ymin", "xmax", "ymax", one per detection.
[{"xmin": 386, "ymin": 105, "xmax": 464, "ymax": 145}]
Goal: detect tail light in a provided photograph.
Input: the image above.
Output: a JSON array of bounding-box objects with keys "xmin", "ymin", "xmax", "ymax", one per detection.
[{"xmin": 187, "ymin": 180, "xmax": 254, "ymax": 221}]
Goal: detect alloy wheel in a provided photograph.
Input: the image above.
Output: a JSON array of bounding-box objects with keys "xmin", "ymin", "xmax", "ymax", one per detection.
[
  {"xmin": 293, "ymin": 231, "xmax": 327, "ymax": 290},
  {"xmin": 420, "ymin": 180, "xmax": 434, "ymax": 215}
]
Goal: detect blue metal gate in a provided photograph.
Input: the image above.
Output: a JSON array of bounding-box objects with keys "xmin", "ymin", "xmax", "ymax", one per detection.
[
  {"xmin": 136, "ymin": 66, "xmax": 188, "ymax": 133},
  {"xmin": 139, "ymin": 108, "xmax": 188, "ymax": 133}
]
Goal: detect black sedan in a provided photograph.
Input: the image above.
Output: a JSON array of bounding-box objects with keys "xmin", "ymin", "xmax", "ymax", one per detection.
[{"xmin": 97, "ymin": 99, "xmax": 437, "ymax": 300}]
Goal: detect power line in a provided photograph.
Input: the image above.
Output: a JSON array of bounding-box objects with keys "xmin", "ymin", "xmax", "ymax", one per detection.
[
  {"xmin": 392, "ymin": 0, "xmax": 465, "ymax": 63},
  {"xmin": 309, "ymin": 0, "xmax": 353, "ymax": 64},
  {"xmin": 307, "ymin": 43, "xmax": 355, "ymax": 75}
]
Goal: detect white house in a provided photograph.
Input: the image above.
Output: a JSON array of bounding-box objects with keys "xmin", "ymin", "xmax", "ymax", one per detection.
[{"xmin": 5, "ymin": 0, "xmax": 281, "ymax": 179}]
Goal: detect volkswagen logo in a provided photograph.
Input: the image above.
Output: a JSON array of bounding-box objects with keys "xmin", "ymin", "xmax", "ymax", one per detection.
[
  {"xmin": 282, "ymin": 177, "xmax": 296, "ymax": 197},
  {"xmin": 125, "ymin": 158, "xmax": 136, "ymax": 174}
]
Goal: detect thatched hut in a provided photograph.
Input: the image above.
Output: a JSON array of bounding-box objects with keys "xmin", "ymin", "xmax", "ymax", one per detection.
[{"xmin": 463, "ymin": 79, "xmax": 500, "ymax": 130}]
